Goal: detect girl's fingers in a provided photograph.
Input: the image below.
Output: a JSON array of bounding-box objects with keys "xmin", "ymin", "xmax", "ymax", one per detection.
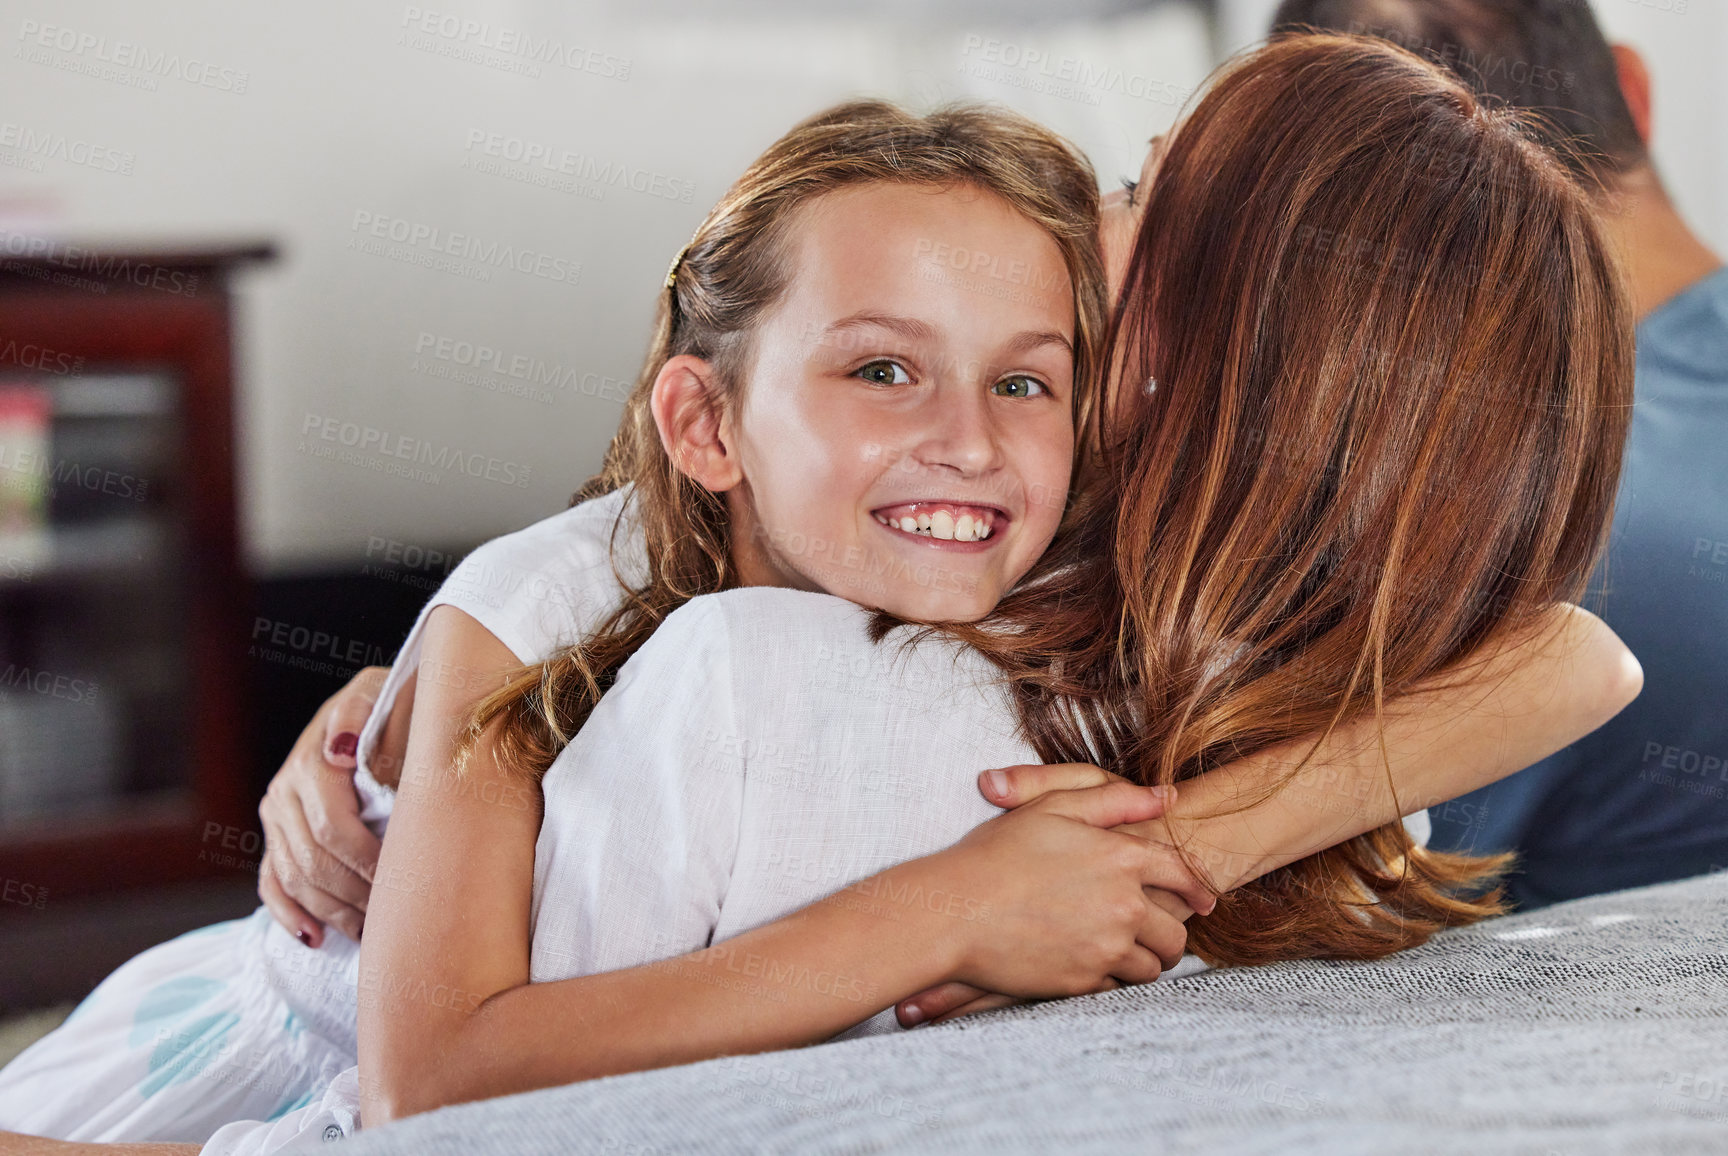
[
  {"xmin": 1026, "ymin": 779, "xmax": 1175, "ymax": 830},
  {"xmin": 928, "ymin": 992, "xmax": 1023, "ymax": 1026},
  {"xmin": 294, "ymin": 766, "xmax": 383, "ymax": 886},
  {"xmin": 978, "ymin": 763, "xmax": 1131, "ymax": 808},
  {"xmin": 1137, "ymin": 904, "xmax": 1188, "ymax": 972},
  {"xmin": 268, "ymin": 792, "xmax": 369, "ymax": 942},
  {"xmin": 896, "ymin": 981, "xmax": 989, "ymax": 1027},
  {"xmin": 257, "ymin": 859, "xmax": 323, "ymax": 948},
  {"xmin": 321, "ymin": 666, "xmax": 389, "ymax": 766},
  {"xmin": 1132, "ymin": 842, "xmax": 1214, "ymax": 917},
  {"xmin": 1109, "ymin": 942, "xmax": 1166, "ymax": 987}
]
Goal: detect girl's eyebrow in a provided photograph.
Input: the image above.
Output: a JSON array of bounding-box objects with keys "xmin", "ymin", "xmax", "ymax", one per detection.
[
  {"xmin": 821, "ymin": 312, "xmax": 1072, "ymax": 358},
  {"xmin": 1006, "ymin": 330, "xmax": 1073, "ymax": 357},
  {"xmin": 822, "ymin": 311, "xmax": 939, "ymax": 344}
]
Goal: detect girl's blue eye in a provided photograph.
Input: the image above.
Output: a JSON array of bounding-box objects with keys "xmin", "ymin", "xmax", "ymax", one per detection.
[
  {"xmin": 992, "ymin": 375, "xmax": 1046, "ymax": 399},
  {"xmin": 857, "ymin": 359, "xmax": 912, "ymax": 386}
]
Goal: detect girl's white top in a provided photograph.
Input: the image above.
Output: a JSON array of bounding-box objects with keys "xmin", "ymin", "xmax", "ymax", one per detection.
[
  {"xmin": 350, "ymin": 486, "xmax": 645, "ymax": 831},
  {"xmin": 529, "ymin": 585, "xmax": 1051, "ymax": 1039}
]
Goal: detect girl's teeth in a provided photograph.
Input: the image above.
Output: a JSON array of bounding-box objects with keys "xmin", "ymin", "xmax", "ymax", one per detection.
[{"xmin": 875, "ymin": 508, "xmax": 997, "ymax": 541}]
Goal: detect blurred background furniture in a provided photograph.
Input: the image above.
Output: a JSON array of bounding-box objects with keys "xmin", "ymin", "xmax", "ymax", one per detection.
[{"xmin": 0, "ymin": 245, "xmax": 272, "ymax": 1007}]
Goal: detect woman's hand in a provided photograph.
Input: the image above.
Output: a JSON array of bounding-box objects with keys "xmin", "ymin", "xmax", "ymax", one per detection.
[
  {"xmin": 897, "ymin": 764, "xmax": 1210, "ymax": 1028},
  {"xmin": 921, "ymin": 780, "xmax": 1198, "ymax": 1005},
  {"xmin": 256, "ymin": 666, "xmax": 389, "ymax": 947}
]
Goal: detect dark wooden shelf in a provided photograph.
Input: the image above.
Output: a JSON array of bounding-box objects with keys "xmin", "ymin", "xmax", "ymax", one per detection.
[{"xmin": 0, "ymin": 243, "xmax": 275, "ymax": 906}]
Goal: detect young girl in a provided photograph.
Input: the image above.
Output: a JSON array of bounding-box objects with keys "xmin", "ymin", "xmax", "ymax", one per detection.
[
  {"xmin": 0, "ymin": 52, "xmax": 1635, "ymax": 1152},
  {"xmin": 271, "ymin": 31, "xmax": 1630, "ymax": 1147}
]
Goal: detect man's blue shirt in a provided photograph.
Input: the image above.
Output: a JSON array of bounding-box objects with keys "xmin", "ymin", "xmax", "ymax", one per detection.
[{"xmin": 1430, "ymin": 267, "xmax": 1728, "ymax": 906}]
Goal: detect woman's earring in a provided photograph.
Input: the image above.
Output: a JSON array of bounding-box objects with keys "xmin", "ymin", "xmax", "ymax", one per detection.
[{"xmin": 1145, "ymin": 376, "xmax": 1158, "ymax": 395}]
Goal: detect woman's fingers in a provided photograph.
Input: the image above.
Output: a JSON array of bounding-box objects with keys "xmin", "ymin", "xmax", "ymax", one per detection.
[
  {"xmin": 321, "ymin": 666, "xmax": 389, "ymax": 767},
  {"xmin": 896, "ymin": 981, "xmax": 988, "ymax": 1027},
  {"xmin": 978, "ymin": 763, "xmax": 1134, "ymax": 808},
  {"xmin": 927, "ymin": 992, "xmax": 1023, "ymax": 1026},
  {"xmin": 257, "ymin": 858, "xmax": 322, "ymax": 949}
]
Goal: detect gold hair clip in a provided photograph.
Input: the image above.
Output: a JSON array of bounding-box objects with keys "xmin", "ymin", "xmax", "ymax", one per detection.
[{"xmin": 664, "ymin": 241, "xmax": 692, "ymax": 290}]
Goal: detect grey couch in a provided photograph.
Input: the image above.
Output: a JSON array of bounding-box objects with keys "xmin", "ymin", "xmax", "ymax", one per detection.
[{"xmin": 336, "ymin": 871, "xmax": 1728, "ymax": 1154}]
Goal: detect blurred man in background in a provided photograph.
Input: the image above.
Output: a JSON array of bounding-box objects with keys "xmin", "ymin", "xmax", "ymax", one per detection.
[{"xmin": 1270, "ymin": 0, "xmax": 1727, "ymax": 908}]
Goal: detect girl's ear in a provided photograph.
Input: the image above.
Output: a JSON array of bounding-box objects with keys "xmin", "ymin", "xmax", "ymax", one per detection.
[{"xmin": 650, "ymin": 354, "xmax": 743, "ymax": 493}]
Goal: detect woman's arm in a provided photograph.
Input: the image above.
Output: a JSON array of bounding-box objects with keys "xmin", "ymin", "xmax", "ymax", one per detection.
[
  {"xmin": 1153, "ymin": 603, "xmax": 1641, "ymax": 889},
  {"xmin": 981, "ymin": 604, "xmax": 1637, "ymax": 888},
  {"xmin": 359, "ymin": 605, "xmax": 1203, "ymax": 1124},
  {"xmin": 897, "ymin": 603, "xmax": 1642, "ymax": 1024}
]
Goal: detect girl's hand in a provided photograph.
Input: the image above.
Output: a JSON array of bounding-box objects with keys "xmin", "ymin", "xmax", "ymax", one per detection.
[
  {"xmin": 257, "ymin": 666, "xmax": 389, "ymax": 946},
  {"xmin": 895, "ymin": 765, "xmax": 1213, "ymax": 1029},
  {"xmin": 926, "ymin": 781, "xmax": 1196, "ymax": 1002}
]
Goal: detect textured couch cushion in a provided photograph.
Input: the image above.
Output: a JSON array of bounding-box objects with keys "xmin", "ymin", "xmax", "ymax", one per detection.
[{"xmin": 336, "ymin": 871, "xmax": 1728, "ymax": 1154}]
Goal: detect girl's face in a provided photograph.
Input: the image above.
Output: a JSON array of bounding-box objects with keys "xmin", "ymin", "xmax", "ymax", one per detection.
[{"xmin": 723, "ymin": 181, "xmax": 1077, "ymax": 622}]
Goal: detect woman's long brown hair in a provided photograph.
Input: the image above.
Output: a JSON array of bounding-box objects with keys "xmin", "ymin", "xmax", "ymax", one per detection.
[
  {"xmin": 947, "ymin": 33, "xmax": 1634, "ymax": 965},
  {"xmin": 457, "ymin": 100, "xmax": 1107, "ymax": 780}
]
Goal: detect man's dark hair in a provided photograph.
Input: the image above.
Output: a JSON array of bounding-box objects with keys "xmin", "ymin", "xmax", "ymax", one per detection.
[{"xmin": 1269, "ymin": 0, "xmax": 1645, "ymax": 181}]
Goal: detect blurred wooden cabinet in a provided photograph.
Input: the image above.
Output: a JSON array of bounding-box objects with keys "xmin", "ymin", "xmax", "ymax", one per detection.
[{"xmin": 0, "ymin": 244, "xmax": 273, "ymax": 909}]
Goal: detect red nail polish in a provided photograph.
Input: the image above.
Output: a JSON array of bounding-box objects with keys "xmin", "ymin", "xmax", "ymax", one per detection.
[
  {"xmin": 331, "ymin": 733, "xmax": 358, "ymax": 758},
  {"xmin": 296, "ymin": 930, "xmax": 314, "ymax": 947}
]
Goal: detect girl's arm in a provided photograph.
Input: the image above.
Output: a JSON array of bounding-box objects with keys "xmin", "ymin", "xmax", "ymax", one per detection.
[{"xmin": 359, "ymin": 605, "xmax": 1204, "ymax": 1124}]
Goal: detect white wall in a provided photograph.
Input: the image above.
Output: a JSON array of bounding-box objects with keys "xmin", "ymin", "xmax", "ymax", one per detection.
[
  {"xmin": 1216, "ymin": 0, "xmax": 1728, "ymax": 255},
  {"xmin": 0, "ymin": 0, "xmax": 1211, "ymax": 574}
]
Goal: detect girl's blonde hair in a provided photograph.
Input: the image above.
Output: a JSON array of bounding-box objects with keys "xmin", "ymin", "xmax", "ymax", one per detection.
[{"xmin": 460, "ymin": 99, "xmax": 1106, "ymax": 779}]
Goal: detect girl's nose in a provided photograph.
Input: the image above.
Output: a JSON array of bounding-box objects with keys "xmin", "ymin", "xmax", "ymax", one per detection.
[{"xmin": 912, "ymin": 389, "xmax": 1001, "ymax": 478}]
